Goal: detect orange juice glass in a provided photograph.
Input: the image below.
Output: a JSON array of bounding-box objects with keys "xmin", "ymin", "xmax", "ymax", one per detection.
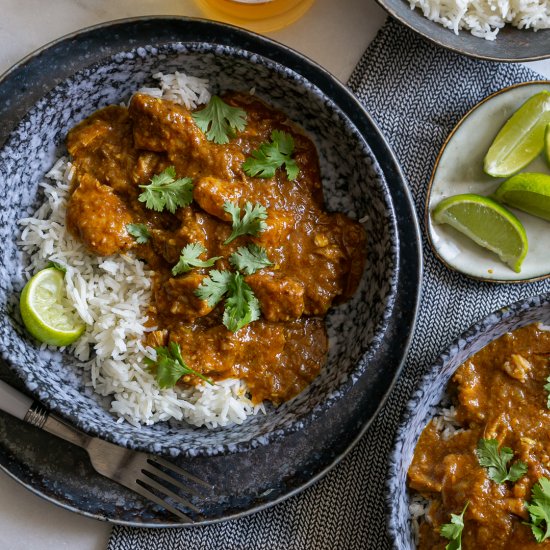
[{"xmin": 195, "ymin": 0, "xmax": 315, "ymax": 33}]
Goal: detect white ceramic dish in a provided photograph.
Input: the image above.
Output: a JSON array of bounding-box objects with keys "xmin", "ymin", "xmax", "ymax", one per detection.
[{"xmin": 426, "ymin": 81, "xmax": 550, "ymax": 283}]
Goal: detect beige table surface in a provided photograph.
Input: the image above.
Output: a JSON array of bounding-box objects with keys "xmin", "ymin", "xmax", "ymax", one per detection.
[{"xmin": 1, "ymin": 1, "xmax": 549, "ymax": 549}]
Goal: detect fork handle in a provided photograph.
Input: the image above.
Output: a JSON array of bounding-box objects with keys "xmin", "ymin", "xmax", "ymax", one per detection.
[
  {"xmin": 0, "ymin": 379, "xmax": 89, "ymax": 448},
  {"xmin": 0, "ymin": 379, "xmax": 33, "ymax": 420}
]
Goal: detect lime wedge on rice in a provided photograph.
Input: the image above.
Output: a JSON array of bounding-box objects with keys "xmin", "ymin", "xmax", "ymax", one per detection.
[
  {"xmin": 484, "ymin": 91, "xmax": 550, "ymax": 178},
  {"xmin": 494, "ymin": 173, "xmax": 550, "ymax": 222},
  {"xmin": 19, "ymin": 267, "xmax": 85, "ymax": 346},
  {"xmin": 432, "ymin": 194, "xmax": 528, "ymax": 273}
]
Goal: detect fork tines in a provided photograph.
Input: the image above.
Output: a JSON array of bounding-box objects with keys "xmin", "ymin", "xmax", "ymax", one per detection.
[{"xmin": 135, "ymin": 456, "xmax": 212, "ymax": 523}]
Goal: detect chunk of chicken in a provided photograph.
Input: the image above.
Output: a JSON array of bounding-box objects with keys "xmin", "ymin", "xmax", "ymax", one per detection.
[
  {"xmin": 66, "ymin": 174, "xmax": 134, "ymax": 256},
  {"xmin": 67, "ymin": 105, "xmax": 138, "ymax": 195},
  {"xmin": 128, "ymin": 93, "xmax": 201, "ymax": 154},
  {"xmin": 129, "ymin": 93, "xmax": 244, "ymax": 179},
  {"xmin": 501, "ymin": 354, "xmax": 532, "ymax": 382},
  {"xmin": 154, "ymin": 272, "xmax": 213, "ymax": 322},
  {"xmin": 246, "ymin": 273, "xmax": 305, "ymax": 322},
  {"xmin": 150, "ymin": 208, "xmax": 209, "ymax": 264},
  {"xmin": 192, "ymin": 177, "xmax": 244, "ymax": 221}
]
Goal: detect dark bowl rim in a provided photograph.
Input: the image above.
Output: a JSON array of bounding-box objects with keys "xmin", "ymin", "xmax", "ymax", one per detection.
[
  {"xmin": 385, "ymin": 291, "xmax": 550, "ymax": 547},
  {"xmin": 374, "ymin": 3, "xmax": 550, "ymax": 63},
  {"xmin": 0, "ymin": 15, "xmax": 423, "ymax": 525}
]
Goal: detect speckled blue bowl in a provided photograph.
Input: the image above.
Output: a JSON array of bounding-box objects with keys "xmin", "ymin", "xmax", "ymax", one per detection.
[
  {"xmin": 387, "ymin": 293, "xmax": 550, "ymax": 548},
  {"xmin": 0, "ymin": 18, "xmax": 415, "ymax": 459}
]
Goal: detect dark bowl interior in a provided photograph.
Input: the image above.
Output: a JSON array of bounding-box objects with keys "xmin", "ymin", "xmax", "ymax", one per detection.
[
  {"xmin": 0, "ymin": 25, "xmax": 402, "ymax": 458},
  {"xmin": 377, "ymin": 1, "xmax": 550, "ymax": 61},
  {"xmin": 387, "ymin": 293, "xmax": 550, "ymax": 548}
]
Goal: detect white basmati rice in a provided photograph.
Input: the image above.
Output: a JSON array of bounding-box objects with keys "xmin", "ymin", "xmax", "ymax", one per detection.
[
  {"xmin": 138, "ymin": 71, "xmax": 211, "ymax": 110},
  {"xmin": 409, "ymin": 493, "xmax": 432, "ymax": 546},
  {"xmin": 18, "ymin": 73, "xmax": 265, "ymax": 429},
  {"xmin": 408, "ymin": 0, "xmax": 550, "ymax": 40}
]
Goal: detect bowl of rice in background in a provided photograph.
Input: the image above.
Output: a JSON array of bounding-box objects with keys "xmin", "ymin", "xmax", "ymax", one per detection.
[
  {"xmin": 375, "ymin": 0, "xmax": 550, "ymax": 61},
  {"xmin": 0, "ymin": 17, "xmax": 421, "ymax": 460},
  {"xmin": 387, "ymin": 293, "xmax": 550, "ymax": 548}
]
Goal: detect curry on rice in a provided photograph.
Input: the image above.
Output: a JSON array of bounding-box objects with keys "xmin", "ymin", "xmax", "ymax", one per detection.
[
  {"xmin": 408, "ymin": 324, "xmax": 550, "ymax": 548},
  {"xmin": 64, "ymin": 91, "xmax": 366, "ymax": 405}
]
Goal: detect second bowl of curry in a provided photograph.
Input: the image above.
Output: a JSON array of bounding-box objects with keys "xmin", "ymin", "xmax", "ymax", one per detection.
[{"xmin": 388, "ymin": 293, "xmax": 550, "ymax": 548}]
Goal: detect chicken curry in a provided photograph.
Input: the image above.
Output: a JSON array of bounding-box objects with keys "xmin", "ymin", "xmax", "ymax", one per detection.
[
  {"xmin": 409, "ymin": 323, "xmax": 550, "ymax": 548},
  {"xmin": 65, "ymin": 91, "xmax": 366, "ymax": 404}
]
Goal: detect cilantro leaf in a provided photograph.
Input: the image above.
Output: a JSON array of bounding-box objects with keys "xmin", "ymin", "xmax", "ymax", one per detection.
[
  {"xmin": 126, "ymin": 223, "xmax": 150, "ymax": 244},
  {"xmin": 195, "ymin": 271, "xmax": 261, "ymax": 332},
  {"xmin": 138, "ymin": 166, "xmax": 193, "ymax": 214},
  {"xmin": 47, "ymin": 261, "xmax": 67, "ymax": 273},
  {"xmin": 171, "ymin": 243, "xmax": 221, "ymax": 276},
  {"xmin": 195, "ymin": 269, "xmax": 233, "ymax": 308},
  {"xmin": 222, "ymin": 272, "xmax": 261, "ymax": 332},
  {"xmin": 191, "ymin": 95, "xmax": 247, "ymax": 145},
  {"xmin": 242, "ymin": 130, "xmax": 299, "ymax": 180},
  {"xmin": 223, "ymin": 201, "xmax": 268, "ymax": 244},
  {"xmin": 229, "ymin": 244, "xmax": 272, "ymax": 275},
  {"xmin": 545, "ymin": 376, "xmax": 550, "ymax": 409},
  {"xmin": 145, "ymin": 341, "xmax": 212, "ymax": 388},
  {"xmin": 440, "ymin": 502, "xmax": 468, "ymax": 550},
  {"xmin": 525, "ymin": 477, "xmax": 550, "ymax": 542},
  {"xmin": 476, "ymin": 438, "xmax": 528, "ymax": 484}
]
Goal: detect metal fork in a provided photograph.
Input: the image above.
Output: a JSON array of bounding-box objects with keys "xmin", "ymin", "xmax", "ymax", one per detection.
[{"xmin": 0, "ymin": 379, "xmax": 210, "ymax": 522}]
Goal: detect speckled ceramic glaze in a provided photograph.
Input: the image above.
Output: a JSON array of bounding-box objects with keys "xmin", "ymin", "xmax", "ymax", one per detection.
[
  {"xmin": 0, "ymin": 17, "xmax": 421, "ymax": 525},
  {"xmin": 0, "ymin": 19, "xmax": 411, "ymax": 460},
  {"xmin": 387, "ymin": 293, "xmax": 550, "ymax": 548}
]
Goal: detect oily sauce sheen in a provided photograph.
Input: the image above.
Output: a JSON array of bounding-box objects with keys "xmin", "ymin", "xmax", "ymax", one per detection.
[
  {"xmin": 65, "ymin": 92, "xmax": 366, "ymax": 404},
  {"xmin": 408, "ymin": 324, "xmax": 550, "ymax": 549}
]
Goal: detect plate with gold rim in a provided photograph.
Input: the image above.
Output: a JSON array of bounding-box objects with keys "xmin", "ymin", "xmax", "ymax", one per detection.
[{"xmin": 426, "ymin": 80, "xmax": 550, "ymax": 284}]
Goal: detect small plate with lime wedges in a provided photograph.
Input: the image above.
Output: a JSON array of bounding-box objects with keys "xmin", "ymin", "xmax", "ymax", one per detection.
[{"xmin": 426, "ymin": 81, "xmax": 550, "ymax": 283}]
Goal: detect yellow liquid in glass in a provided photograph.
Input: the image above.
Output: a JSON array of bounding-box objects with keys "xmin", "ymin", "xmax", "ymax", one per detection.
[{"xmin": 195, "ymin": 0, "xmax": 315, "ymax": 32}]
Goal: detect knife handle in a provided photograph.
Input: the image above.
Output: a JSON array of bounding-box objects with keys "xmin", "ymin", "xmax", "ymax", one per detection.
[
  {"xmin": 0, "ymin": 379, "xmax": 33, "ymax": 420},
  {"xmin": 0, "ymin": 379, "xmax": 88, "ymax": 447}
]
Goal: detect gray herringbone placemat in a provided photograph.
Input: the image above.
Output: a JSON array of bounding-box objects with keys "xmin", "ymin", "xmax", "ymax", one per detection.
[{"xmin": 108, "ymin": 18, "xmax": 549, "ymax": 550}]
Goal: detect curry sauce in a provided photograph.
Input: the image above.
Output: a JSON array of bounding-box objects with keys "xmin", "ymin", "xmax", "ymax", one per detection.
[
  {"xmin": 408, "ymin": 324, "xmax": 550, "ymax": 549},
  {"xmin": 65, "ymin": 91, "xmax": 366, "ymax": 404}
]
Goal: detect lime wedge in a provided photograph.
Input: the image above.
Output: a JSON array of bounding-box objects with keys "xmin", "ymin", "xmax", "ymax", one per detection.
[
  {"xmin": 432, "ymin": 194, "xmax": 528, "ymax": 272},
  {"xmin": 19, "ymin": 267, "xmax": 85, "ymax": 346},
  {"xmin": 494, "ymin": 173, "xmax": 550, "ymax": 222},
  {"xmin": 545, "ymin": 123, "xmax": 550, "ymax": 166},
  {"xmin": 484, "ymin": 91, "xmax": 550, "ymax": 178}
]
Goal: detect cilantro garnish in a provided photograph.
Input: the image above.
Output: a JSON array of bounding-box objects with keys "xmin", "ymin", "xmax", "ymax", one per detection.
[
  {"xmin": 223, "ymin": 201, "xmax": 268, "ymax": 245},
  {"xmin": 138, "ymin": 166, "xmax": 193, "ymax": 214},
  {"xmin": 195, "ymin": 269, "xmax": 233, "ymax": 308},
  {"xmin": 525, "ymin": 477, "xmax": 550, "ymax": 543},
  {"xmin": 545, "ymin": 376, "xmax": 550, "ymax": 409},
  {"xmin": 145, "ymin": 341, "xmax": 212, "ymax": 389},
  {"xmin": 171, "ymin": 243, "xmax": 221, "ymax": 276},
  {"xmin": 191, "ymin": 95, "xmax": 247, "ymax": 145},
  {"xmin": 47, "ymin": 261, "xmax": 66, "ymax": 273},
  {"xmin": 229, "ymin": 244, "xmax": 272, "ymax": 275},
  {"xmin": 223, "ymin": 273, "xmax": 261, "ymax": 332},
  {"xmin": 126, "ymin": 223, "xmax": 150, "ymax": 244},
  {"xmin": 440, "ymin": 502, "xmax": 468, "ymax": 550},
  {"xmin": 195, "ymin": 270, "xmax": 260, "ymax": 332},
  {"xmin": 476, "ymin": 438, "xmax": 528, "ymax": 484},
  {"xmin": 242, "ymin": 130, "xmax": 299, "ymax": 180}
]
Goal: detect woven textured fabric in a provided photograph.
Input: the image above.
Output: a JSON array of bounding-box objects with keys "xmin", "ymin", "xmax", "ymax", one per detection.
[{"xmin": 108, "ymin": 18, "xmax": 548, "ymax": 550}]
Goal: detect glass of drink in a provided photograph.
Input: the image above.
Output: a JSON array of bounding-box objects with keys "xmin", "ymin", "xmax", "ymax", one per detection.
[{"xmin": 194, "ymin": 0, "xmax": 315, "ymax": 33}]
